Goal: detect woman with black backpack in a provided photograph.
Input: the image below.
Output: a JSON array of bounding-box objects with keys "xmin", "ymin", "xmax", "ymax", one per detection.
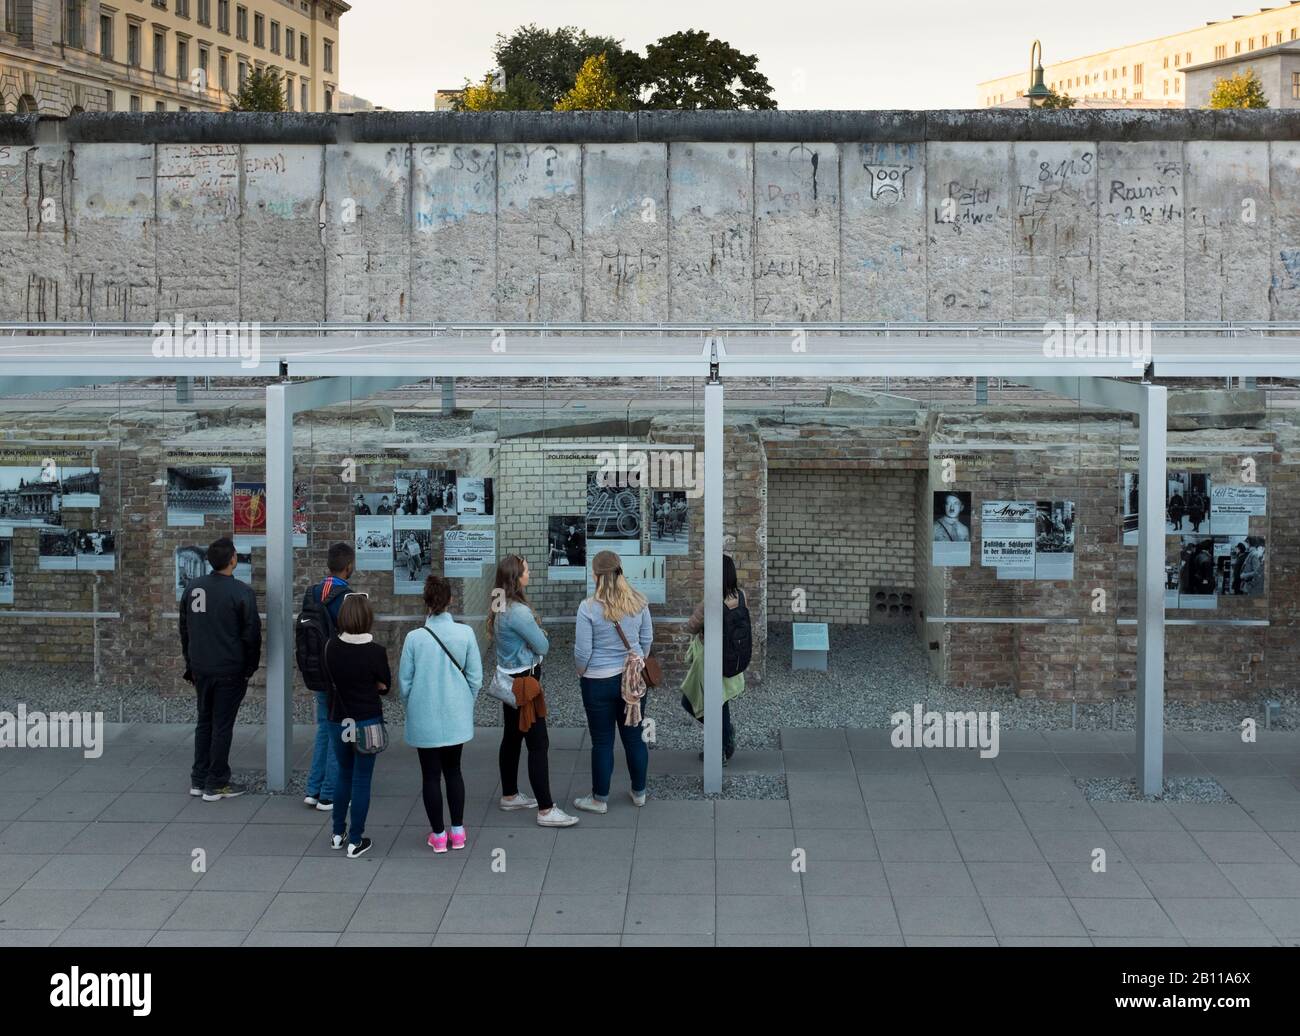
[{"xmin": 680, "ymin": 554, "xmax": 751, "ymax": 763}]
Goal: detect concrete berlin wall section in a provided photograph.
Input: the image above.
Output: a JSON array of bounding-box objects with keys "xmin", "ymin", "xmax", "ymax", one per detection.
[{"xmin": 0, "ymin": 109, "xmax": 1297, "ymax": 707}]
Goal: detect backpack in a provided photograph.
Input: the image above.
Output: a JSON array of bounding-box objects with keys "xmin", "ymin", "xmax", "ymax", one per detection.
[
  {"xmin": 295, "ymin": 579, "xmax": 348, "ymax": 692},
  {"xmin": 722, "ymin": 590, "xmax": 752, "ymax": 678}
]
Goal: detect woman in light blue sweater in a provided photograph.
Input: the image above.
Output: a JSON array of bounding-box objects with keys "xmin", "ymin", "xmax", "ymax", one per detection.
[
  {"xmin": 487, "ymin": 555, "xmax": 579, "ymax": 828},
  {"xmin": 399, "ymin": 575, "xmax": 482, "ymax": 853},
  {"xmin": 573, "ymin": 550, "xmax": 654, "ymax": 814}
]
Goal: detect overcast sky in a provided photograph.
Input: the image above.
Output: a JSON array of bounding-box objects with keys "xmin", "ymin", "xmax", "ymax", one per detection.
[{"xmin": 342, "ymin": 1, "xmax": 1246, "ymax": 109}]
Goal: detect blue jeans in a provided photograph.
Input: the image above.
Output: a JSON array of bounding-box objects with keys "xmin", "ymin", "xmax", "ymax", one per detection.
[
  {"xmin": 580, "ymin": 674, "xmax": 648, "ymax": 799},
  {"xmin": 328, "ymin": 720, "xmax": 378, "ymax": 840},
  {"xmin": 307, "ymin": 691, "xmax": 339, "ymax": 799}
]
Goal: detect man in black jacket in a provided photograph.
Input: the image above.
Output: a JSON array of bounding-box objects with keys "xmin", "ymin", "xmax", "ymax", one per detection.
[{"xmin": 179, "ymin": 537, "xmax": 262, "ymax": 801}]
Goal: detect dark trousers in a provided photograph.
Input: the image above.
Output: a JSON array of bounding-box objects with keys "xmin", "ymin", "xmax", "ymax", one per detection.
[
  {"xmin": 329, "ymin": 721, "xmax": 378, "ymax": 841},
  {"xmin": 580, "ymin": 674, "xmax": 648, "ymax": 799},
  {"xmin": 499, "ymin": 703, "xmax": 553, "ymax": 810},
  {"xmin": 680, "ymin": 694, "xmax": 735, "ymax": 757},
  {"xmin": 191, "ymin": 673, "xmax": 248, "ymax": 792},
  {"xmin": 417, "ymin": 744, "xmax": 465, "ymax": 833}
]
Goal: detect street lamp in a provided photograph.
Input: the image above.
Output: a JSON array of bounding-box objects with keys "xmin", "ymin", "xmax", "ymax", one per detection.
[{"xmin": 1027, "ymin": 40, "xmax": 1052, "ymax": 106}]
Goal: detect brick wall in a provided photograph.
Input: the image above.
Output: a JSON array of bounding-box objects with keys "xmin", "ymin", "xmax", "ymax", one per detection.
[{"xmin": 769, "ymin": 467, "xmax": 917, "ymax": 625}]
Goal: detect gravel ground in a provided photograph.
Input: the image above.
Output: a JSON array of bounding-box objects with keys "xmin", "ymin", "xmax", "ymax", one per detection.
[
  {"xmin": 646, "ymin": 774, "xmax": 789, "ymax": 801},
  {"xmin": 1078, "ymin": 776, "xmax": 1235, "ymax": 803},
  {"xmin": 4, "ymin": 624, "xmax": 1295, "ymax": 748}
]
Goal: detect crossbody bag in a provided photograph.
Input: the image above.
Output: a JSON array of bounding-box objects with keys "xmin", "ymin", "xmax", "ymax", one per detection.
[{"xmin": 323, "ymin": 639, "xmax": 389, "ymax": 755}]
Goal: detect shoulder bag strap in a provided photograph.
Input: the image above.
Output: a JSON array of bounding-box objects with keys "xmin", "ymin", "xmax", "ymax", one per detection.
[{"xmin": 423, "ymin": 625, "xmax": 468, "ymax": 678}]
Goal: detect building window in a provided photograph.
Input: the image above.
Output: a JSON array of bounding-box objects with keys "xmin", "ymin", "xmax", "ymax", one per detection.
[
  {"xmin": 253, "ymin": 12, "xmax": 263, "ymax": 47},
  {"xmin": 64, "ymin": 0, "xmax": 85, "ymax": 47},
  {"xmin": 285, "ymin": 72, "xmax": 293, "ymax": 108},
  {"xmin": 301, "ymin": 80, "xmax": 308, "ymax": 110},
  {"xmin": 219, "ymin": 53, "xmax": 228, "ymax": 90},
  {"xmin": 236, "ymin": 4, "xmax": 246, "ymax": 41},
  {"xmin": 300, "ymin": 40, "xmax": 308, "ymax": 66},
  {"xmin": 217, "ymin": 0, "xmax": 228, "ymax": 33},
  {"xmin": 129, "ymin": 94, "xmax": 141, "ymax": 111},
  {"xmin": 198, "ymin": 46, "xmax": 209, "ymax": 88},
  {"xmin": 238, "ymin": 59, "xmax": 246, "ymax": 87},
  {"xmin": 1278, "ymin": 32, "xmax": 1284, "ymax": 45},
  {"xmin": 1175, "ymin": 78, "xmax": 1181, "ymax": 94},
  {"xmin": 177, "ymin": 0, "xmax": 189, "ymax": 16},
  {"xmin": 285, "ymin": 28, "xmax": 294, "ymax": 60},
  {"xmin": 270, "ymin": 20, "xmax": 279, "ymax": 53},
  {"xmin": 324, "ymin": 88, "xmax": 332, "ymax": 111},
  {"xmin": 99, "ymin": 13, "xmax": 113, "ymax": 59},
  {"xmin": 1164, "ymin": 80, "xmax": 1169, "ymax": 96},
  {"xmin": 198, "ymin": 0, "xmax": 209, "ymax": 26},
  {"xmin": 154, "ymin": 31, "xmax": 166, "ymax": 74},
  {"xmin": 156, "ymin": 100, "xmax": 165, "ymax": 112},
  {"xmin": 1249, "ymin": 37, "xmax": 1255, "ymax": 50},
  {"xmin": 1215, "ymin": 45, "xmax": 1226, "ymax": 60},
  {"xmin": 324, "ymin": 40, "xmax": 333, "ymax": 73},
  {"xmin": 177, "ymin": 39, "xmax": 188, "ymax": 80},
  {"xmin": 1186, "ymin": 51, "xmax": 1191, "ymax": 63},
  {"xmin": 1163, "ymin": 56, "xmax": 1169, "ymax": 69},
  {"xmin": 1133, "ymin": 64, "xmax": 1143, "ymax": 85},
  {"xmin": 1236, "ymin": 41, "xmax": 1242, "ymax": 54},
  {"xmin": 3, "ymin": 0, "xmax": 14, "ymax": 35},
  {"xmin": 1293, "ymin": 28, "xmax": 1298, "ymax": 41},
  {"xmin": 127, "ymin": 22, "xmax": 141, "ymax": 66},
  {"xmin": 1174, "ymin": 54, "xmax": 1180, "ymax": 68}
]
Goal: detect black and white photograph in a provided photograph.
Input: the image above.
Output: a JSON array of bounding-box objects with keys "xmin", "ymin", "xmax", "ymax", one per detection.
[
  {"xmin": 352, "ymin": 491, "xmax": 397, "ymax": 516},
  {"xmin": 0, "ymin": 536, "xmax": 12, "ymax": 604},
  {"xmin": 650, "ymin": 490, "xmax": 690, "ymax": 556},
  {"xmin": 393, "ymin": 524, "xmax": 433, "ymax": 594},
  {"xmin": 37, "ymin": 528, "xmax": 78, "ymax": 570},
  {"xmin": 932, "ymin": 490, "xmax": 972, "ymax": 567},
  {"xmin": 1122, "ymin": 472, "xmax": 1140, "ymax": 546},
  {"xmin": 166, "ymin": 466, "xmax": 233, "ymax": 528},
  {"xmin": 587, "ymin": 469, "xmax": 642, "ymax": 555},
  {"xmin": 1176, "ymin": 535, "xmax": 1219, "ymax": 610},
  {"xmin": 0, "ymin": 465, "xmax": 63, "ymax": 528},
  {"xmin": 1216, "ymin": 535, "xmax": 1266, "ymax": 597},
  {"xmin": 73, "ymin": 529, "xmax": 116, "ymax": 571},
  {"xmin": 1035, "ymin": 500, "xmax": 1075, "ymax": 581},
  {"xmin": 456, "ymin": 476, "xmax": 495, "ymax": 525},
  {"xmin": 58, "ymin": 466, "xmax": 101, "ymax": 509},
  {"xmin": 548, "ymin": 515, "xmax": 587, "ymax": 581},
  {"xmin": 443, "ymin": 527, "xmax": 496, "ymax": 577},
  {"xmin": 174, "ymin": 545, "xmax": 207, "ymax": 601},
  {"xmin": 354, "ymin": 516, "xmax": 394, "ymax": 570},
  {"xmin": 1166, "ymin": 471, "xmax": 1211, "ymax": 536}
]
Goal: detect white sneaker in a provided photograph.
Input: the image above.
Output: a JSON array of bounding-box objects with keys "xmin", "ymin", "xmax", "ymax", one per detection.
[
  {"xmin": 330, "ymin": 833, "xmax": 346, "ymax": 850},
  {"xmin": 537, "ymin": 806, "xmax": 579, "ymax": 827},
  {"xmin": 315, "ymin": 800, "xmax": 333, "ymax": 812},
  {"xmin": 573, "ymin": 795, "xmax": 608, "ymax": 814},
  {"xmin": 630, "ymin": 790, "xmax": 647, "ymax": 807},
  {"xmin": 304, "ymin": 795, "xmax": 320, "ymax": 807},
  {"xmin": 500, "ymin": 793, "xmax": 538, "ymax": 811}
]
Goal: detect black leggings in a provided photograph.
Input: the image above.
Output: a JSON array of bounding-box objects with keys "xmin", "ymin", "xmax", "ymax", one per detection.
[
  {"xmin": 417, "ymin": 745, "xmax": 465, "ymax": 833},
  {"xmin": 499, "ymin": 704, "xmax": 553, "ymax": 810}
]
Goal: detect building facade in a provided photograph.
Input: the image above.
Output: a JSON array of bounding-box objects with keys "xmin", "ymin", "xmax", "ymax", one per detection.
[
  {"xmin": 0, "ymin": 0, "xmax": 347, "ymax": 115},
  {"xmin": 1184, "ymin": 42, "xmax": 1300, "ymax": 108},
  {"xmin": 979, "ymin": 2, "xmax": 1300, "ymax": 107}
]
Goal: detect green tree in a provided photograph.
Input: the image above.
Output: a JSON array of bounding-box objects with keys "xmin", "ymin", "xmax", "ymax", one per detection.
[
  {"xmin": 1208, "ymin": 69, "xmax": 1268, "ymax": 109},
  {"xmin": 228, "ymin": 66, "xmax": 286, "ymax": 112},
  {"xmin": 555, "ymin": 53, "xmax": 629, "ymax": 111},
  {"xmin": 455, "ymin": 71, "xmax": 546, "ymax": 112},
  {"xmin": 484, "ymin": 24, "xmax": 637, "ymax": 110},
  {"xmin": 637, "ymin": 30, "xmax": 776, "ymax": 110},
  {"xmin": 1033, "ymin": 87, "xmax": 1076, "ymax": 110}
]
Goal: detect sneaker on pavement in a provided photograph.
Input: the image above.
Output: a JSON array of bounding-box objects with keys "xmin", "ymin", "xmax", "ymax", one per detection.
[
  {"xmin": 537, "ymin": 806, "xmax": 579, "ymax": 827},
  {"xmin": 202, "ymin": 783, "xmax": 246, "ymax": 801},
  {"xmin": 304, "ymin": 795, "xmax": 320, "ymax": 807},
  {"xmin": 630, "ymin": 790, "xmax": 647, "ymax": 807},
  {"xmin": 346, "ymin": 837, "xmax": 372, "ymax": 859},
  {"xmin": 315, "ymin": 799, "xmax": 333, "ymax": 812},
  {"xmin": 428, "ymin": 831, "xmax": 448, "ymax": 854},
  {"xmin": 499, "ymin": 793, "xmax": 538, "ymax": 811},
  {"xmin": 449, "ymin": 829, "xmax": 467, "ymax": 850},
  {"xmin": 573, "ymin": 795, "xmax": 608, "ymax": 814},
  {"xmin": 190, "ymin": 786, "xmax": 204, "ymax": 797},
  {"xmin": 330, "ymin": 832, "xmax": 347, "ymax": 850}
]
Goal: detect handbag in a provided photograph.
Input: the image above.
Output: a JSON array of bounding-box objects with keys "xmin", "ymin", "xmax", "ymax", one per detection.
[
  {"xmin": 611, "ymin": 618, "xmax": 660, "ymax": 688},
  {"xmin": 323, "ymin": 639, "xmax": 388, "ymax": 755}
]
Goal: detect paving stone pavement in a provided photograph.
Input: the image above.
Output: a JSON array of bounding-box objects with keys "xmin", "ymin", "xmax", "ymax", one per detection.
[{"xmin": 2, "ymin": 723, "xmax": 1300, "ymax": 946}]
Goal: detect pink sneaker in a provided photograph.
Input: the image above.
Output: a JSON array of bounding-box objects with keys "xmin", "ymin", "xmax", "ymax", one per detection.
[
  {"xmin": 428, "ymin": 831, "xmax": 448, "ymax": 854},
  {"xmin": 449, "ymin": 829, "xmax": 467, "ymax": 851}
]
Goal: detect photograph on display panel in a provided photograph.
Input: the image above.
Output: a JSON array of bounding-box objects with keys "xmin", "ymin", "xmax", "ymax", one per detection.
[
  {"xmin": 1216, "ymin": 535, "xmax": 1266, "ymax": 597},
  {"xmin": 58, "ymin": 467, "xmax": 101, "ymax": 509},
  {"xmin": 1034, "ymin": 500, "xmax": 1075, "ymax": 581},
  {"xmin": 391, "ymin": 469, "xmax": 459, "ymax": 516},
  {"xmin": 234, "ymin": 482, "xmax": 268, "ymax": 550},
  {"xmin": 587, "ymin": 470, "xmax": 642, "ymax": 555},
  {"xmin": 1176, "ymin": 536, "xmax": 1218, "ymax": 609},
  {"xmin": 38, "ymin": 528, "xmax": 116, "ymax": 572},
  {"xmin": 443, "ymin": 527, "xmax": 496, "ymax": 578},
  {"xmin": 1122, "ymin": 472, "xmax": 1140, "ymax": 547},
  {"xmin": 353, "ymin": 491, "xmax": 397, "ymax": 516},
  {"xmin": 37, "ymin": 528, "xmax": 78, "ymax": 570},
  {"xmin": 548, "ymin": 515, "xmax": 587, "ymax": 581},
  {"xmin": 166, "ymin": 466, "xmax": 233, "ymax": 527},
  {"xmin": 0, "ymin": 536, "xmax": 12, "ymax": 604},
  {"xmin": 1166, "ymin": 472, "xmax": 1211, "ymax": 536},
  {"xmin": 456, "ymin": 476, "xmax": 495, "ymax": 525},
  {"xmin": 355, "ymin": 517, "xmax": 394, "ymax": 570},
  {"xmin": 393, "ymin": 523, "xmax": 433, "ymax": 594},
  {"xmin": 0, "ymin": 465, "xmax": 63, "ymax": 528},
  {"xmin": 932, "ymin": 490, "xmax": 972, "ymax": 567},
  {"xmin": 981, "ymin": 500, "xmax": 1036, "ymax": 579},
  {"xmin": 650, "ymin": 490, "xmax": 689, "ymax": 556}
]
